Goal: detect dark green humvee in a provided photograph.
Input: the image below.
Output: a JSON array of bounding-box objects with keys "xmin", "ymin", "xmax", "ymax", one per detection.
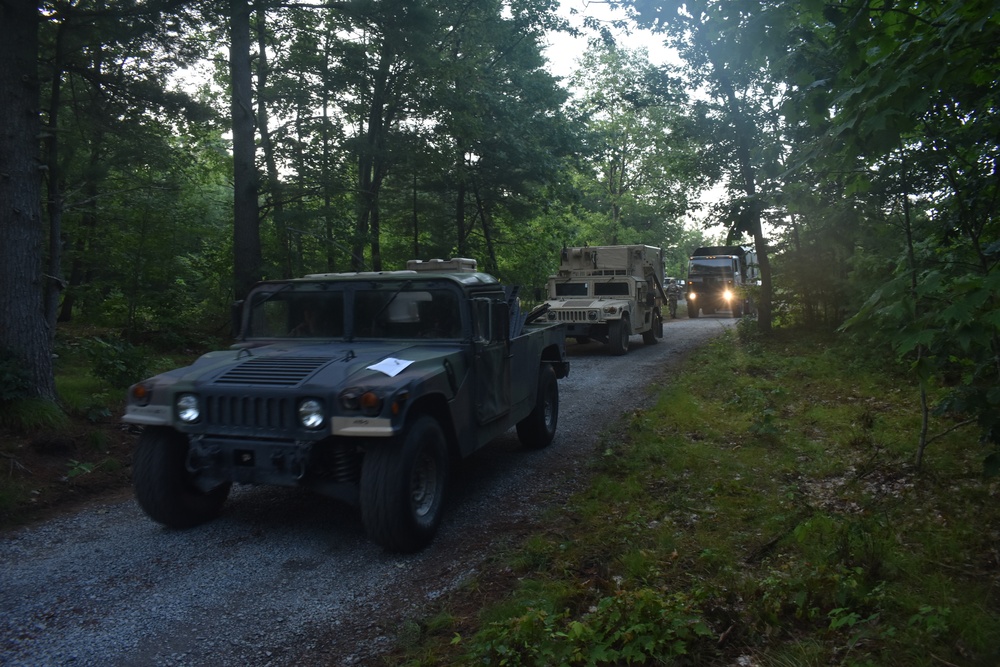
[{"xmin": 124, "ymin": 259, "xmax": 568, "ymax": 552}]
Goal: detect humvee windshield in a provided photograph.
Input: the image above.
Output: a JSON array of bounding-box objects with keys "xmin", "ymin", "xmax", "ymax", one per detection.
[
  {"xmin": 594, "ymin": 282, "xmax": 630, "ymax": 297},
  {"xmin": 245, "ymin": 284, "xmax": 462, "ymax": 340},
  {"xmin": 246, "ymin": 290, "xmax": 346, "ymax": 338},
  {"xmin": 554, "ymin": 282, "xmax": 588, "ymax": 297},
  {"xmin": 354, "ymin": 287, "xmax": 461, "ymax": 339}
]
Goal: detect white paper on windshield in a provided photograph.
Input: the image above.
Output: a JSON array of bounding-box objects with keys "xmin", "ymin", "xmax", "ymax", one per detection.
[{"xmin": 367, "ymin": 357, "xmax": 414, "ymax": 377}]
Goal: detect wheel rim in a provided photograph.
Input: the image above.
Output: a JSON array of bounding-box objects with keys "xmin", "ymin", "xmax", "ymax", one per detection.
[
  {"xmin": 543, "ymin": 389, "xmax": 555, "ymax": 430},
  {"xmin": 410, "ymin": 449, "xmax": 439, "ymax": 518}
]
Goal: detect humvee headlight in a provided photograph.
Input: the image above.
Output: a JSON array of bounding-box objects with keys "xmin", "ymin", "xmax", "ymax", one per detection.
[
  {"xmin": 588, "ymin": 310, "xmax": 598, "ymax": 320},
  {"xmin": 339, "ymin": 388, "xmax": 383, "ymax": 415},
  {"xmin": 723, "ymin": 290, "xmax": 733, "ymax": 301},
  {"xmin": 298, "ymin": 399, "xmax": 325, "ymax": 429},
  {"xmin": 176, "ymin": 394, "xmax": 201, "ymax": 423},
  {"xmin": 688, "ymin": 292, "xmax": 696, "ymax": 301},
  {"xmin": 547, "ymin": 311, "xmax": 556, "ymax": 320}
]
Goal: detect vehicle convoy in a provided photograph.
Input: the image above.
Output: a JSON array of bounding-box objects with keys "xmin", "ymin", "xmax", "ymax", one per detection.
[
  {"xmin": 541, "ymin": 245, "xmax": 666, "ymax": 355},
  {"xmin": 123, "ymin": 258, "xmax": 569, "ymax": 552},
  {"xmin": 686, "ymin": 245, "xmax": 759, "ymax": 318}
]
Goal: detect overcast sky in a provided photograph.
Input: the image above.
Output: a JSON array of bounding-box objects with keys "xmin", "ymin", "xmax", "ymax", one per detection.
[{"xmin": 543, "ymin": 0, "xmax": 676, "ymax": 80}]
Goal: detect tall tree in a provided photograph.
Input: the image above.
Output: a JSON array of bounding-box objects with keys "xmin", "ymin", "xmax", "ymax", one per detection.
[
  {"xmin": 792, "ymin": 0, "xmax": 1000, "ymax": 464},
  {"xmin": 230, "ymin": 0, "xmax": 261, "ymax": 299},
  {"xmin": 626, "ymin": 0, "xmax": 783, "ymax": 333},
  {"xmin": 568, "ymin": 41, "xmax": 703, "ymax": 247},
  {"xmin": 0, "ymin": 0, "xmax": 56, "ymax": 400}
]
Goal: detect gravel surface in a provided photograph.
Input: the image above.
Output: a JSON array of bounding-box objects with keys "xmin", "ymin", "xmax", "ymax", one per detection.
[{"xmin": 0, "ymin": 314, "xmax": 736, "ymax": 667}]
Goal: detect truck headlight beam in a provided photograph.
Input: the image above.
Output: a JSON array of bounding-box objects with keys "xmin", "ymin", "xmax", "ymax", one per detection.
[
  {"xmin": 298, "ymin": 398, "xmax": 325, "ymax": 429},
  {"xmin": 176, "ymin": 393, "xmax": 201, "ymax": 423}
]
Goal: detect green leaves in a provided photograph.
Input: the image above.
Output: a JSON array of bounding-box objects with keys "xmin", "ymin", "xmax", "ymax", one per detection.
[{"xmin": 464, "ymin": 588, "xmax": 712, "ymax": 665}]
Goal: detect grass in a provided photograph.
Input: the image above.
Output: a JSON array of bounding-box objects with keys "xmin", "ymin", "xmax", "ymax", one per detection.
[
  {"xmin": 386, "ymin": 326, "xmax": 1000, "ymax": 666},
  {"xmin": 0, "ymin": 327, "xmax": 211, "ymax": 528}
]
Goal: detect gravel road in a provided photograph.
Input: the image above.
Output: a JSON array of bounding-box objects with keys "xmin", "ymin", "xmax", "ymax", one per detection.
[{"xmin": 0, "ymin": 314, "xmax": 736, "ymax": 667}]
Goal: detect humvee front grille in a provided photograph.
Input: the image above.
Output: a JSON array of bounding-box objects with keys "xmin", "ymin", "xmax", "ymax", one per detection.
[
  {"xmin": 215, "ymin": 357, "xmax": 331, "ymax": 386},
  {"xmin": 204, "ymin": 395, "xmax": 291, "ymax": 429},
  {"xmin": 553, "ymin": 310, "xmax": 592, "ymax": 322}
]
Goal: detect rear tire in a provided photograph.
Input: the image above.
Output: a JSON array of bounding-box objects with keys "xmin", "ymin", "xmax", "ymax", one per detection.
[
  {"xmin": 516, "ymin": 365, "xmax": 559, "ymax": 449},
  {"xmin": 609, "ymin": 318, "xmax": 630, "ymax": 355},
  {"xmin": 133, "ymin": 426, "xmax": 230, "ymax": 529},
  {"xmin": 361, "ymin": 416, "xmax": 449, "ymax": 553},
  {"xmin": 642, "ymin": 312, "xmax": 660, "ymax": 345}
]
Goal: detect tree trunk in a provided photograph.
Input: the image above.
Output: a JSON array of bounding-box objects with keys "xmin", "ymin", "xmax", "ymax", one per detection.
[
  {"xmin": 43, "ymin": 22, "xmax": 68, "ymax": 345},
  {"xmin": 455, "ymin": 178, "xmax": 467, "ymax": 257},
  {"xmin": 0, "ymin": 0, "xmax": 56, "ymax": 400},
  {"xmin": 230, "ymin": 0, "xmax": 261, "ymax": 300},
  {"xmin": 255, "ymin": 8, "xmax": 290, "ymax": 278},
  {"xmin": 716, "ymin": 65, "xmax": 772, "ymax": 333},
  {"xmin": 474, "ymin": 183, "xmax": 498, "ymax": 275}
]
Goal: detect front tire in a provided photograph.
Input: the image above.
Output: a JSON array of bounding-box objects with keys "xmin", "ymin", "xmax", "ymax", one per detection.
[
  {"xmin": 688, "ymin": 304, "xmax": 700, "ymax": 318},
  {"xmin": 133, "ymin": 426, "xmax": 230, "ymax": 529},
  {"xmin": 516, "ymin": 365, "xmax": 559, "ymax": 449},
  {"xmin": 609, "ymin": 318, "xmax": 630, "ymax": 356},
  {"xmin": 361, "ymin": 416, "xmax": 449, "ymax": 553}
]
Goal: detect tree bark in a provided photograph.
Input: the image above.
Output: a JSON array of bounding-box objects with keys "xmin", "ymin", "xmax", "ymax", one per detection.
[
  {"xmin": 230, "ymin": 0, "xmax": 261, "ymax": 300},
  {"xmin": 0, "ymin": 0, "xmax": 57, "ymax": 400},
  {"xmin": 43, "ymin": 21, "xmax": 68, "ymax": 344},
  {"xmin": 255, "ymin": 8, "xmax": 290, "ymax": 278}
]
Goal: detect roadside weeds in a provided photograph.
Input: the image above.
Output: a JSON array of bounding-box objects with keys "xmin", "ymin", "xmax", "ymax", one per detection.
[{"xmin": 385, "ymin": 327, "xmax": 1000, "ymax": 666}]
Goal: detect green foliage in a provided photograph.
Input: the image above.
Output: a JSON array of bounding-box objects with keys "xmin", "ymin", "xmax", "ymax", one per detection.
[
  {"xmin": 566, "ymin": 42, "xmax": 703, "ymax": 248},
  {"xmin": 395, "ymin": 330, "xmax": 1000, "ymax": 666},
  {"xmin": 844, "ymin": 240, "xmax": 1000, "ymax": 466},
  {"xmin": 461, "ymin": 588, "xmax": 712, "ymax": 666},
  {"xmin": 67, "ymin": 459, "xmax": 98, "ymax": 478},
  {"xmin": 85, "ymin": 337, "xmax": 150, "ymax": 389}
]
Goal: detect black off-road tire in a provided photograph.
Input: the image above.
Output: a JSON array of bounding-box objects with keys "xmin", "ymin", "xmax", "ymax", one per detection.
[
  {"xmin": 133, "ymin": 426, "xmax": 230, "ymax": 529},
  {"xmin": 609, "ymin": 318, "xmax": 630, "ymax": 356},
  {"xmin": 516, "ymin": 365, "xmax": 559, "ymax": 449},
  {"xmin": 688, "ymin": 304, "xmax": 700, "ymax": 318},
  {"xmin": 360, "ymin": 415, "xmax": 449, "ymax": 553},
  {"xmin": 642, "ymin": 312, "xmax": 661, "ymax": 345}
]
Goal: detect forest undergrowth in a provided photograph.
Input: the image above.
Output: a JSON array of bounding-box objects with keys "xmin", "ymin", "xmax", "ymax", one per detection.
[
  {"xmin": 0, "ymin": 326, "xmax": 213, "ymax": 530},
  {"xmin": 388, "ymin": 324, "xmax": 1000, "ymax": 667}
]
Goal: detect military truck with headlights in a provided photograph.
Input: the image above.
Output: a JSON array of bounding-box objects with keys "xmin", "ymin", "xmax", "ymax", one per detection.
[
  {"xmin": 124, "ymin": 258, "xmax": 568, "ymax": 553},
  {"xmin": 685, "ymin": 245, "xmax": 759, "ymax": 318},
  {"xmin": 542, "ymin": 245, "xmax": 666, "ymax": 355}
]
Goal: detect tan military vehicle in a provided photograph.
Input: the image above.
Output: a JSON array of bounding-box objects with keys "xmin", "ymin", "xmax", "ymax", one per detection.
[{"xmin": 541, "ymin": 245, "xmax": 666, "ymax": 355}]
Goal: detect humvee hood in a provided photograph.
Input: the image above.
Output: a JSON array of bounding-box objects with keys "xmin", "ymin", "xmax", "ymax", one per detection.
[{"xmin": 174, "ymin": 341, "xmax": 460, "ymax": 389}]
